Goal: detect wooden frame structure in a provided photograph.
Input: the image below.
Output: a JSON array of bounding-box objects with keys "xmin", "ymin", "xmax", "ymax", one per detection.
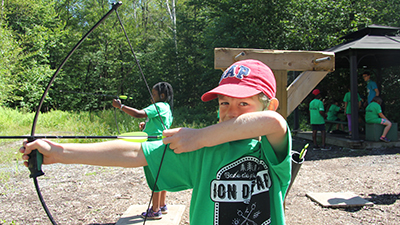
[{"xmin": 214, "ymin": 48, "xmax": 335, "ymax": 118}]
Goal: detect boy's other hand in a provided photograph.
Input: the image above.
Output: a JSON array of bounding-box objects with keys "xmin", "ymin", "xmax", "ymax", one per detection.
[
  {"xmin": 163, "ymin": 128, "xmax": 205, "ymax": 154},
  {"xmin": 20, "ymin": 139, "xmax": 62, "ymax": 167}
]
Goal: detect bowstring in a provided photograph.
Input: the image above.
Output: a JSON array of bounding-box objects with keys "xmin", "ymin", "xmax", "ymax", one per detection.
[{"xmin": 114, "ymin": 9, "xmax": 169, "ymax": 225}]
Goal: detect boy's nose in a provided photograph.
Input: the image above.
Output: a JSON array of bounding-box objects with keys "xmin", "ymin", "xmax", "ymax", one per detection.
[{"xmin": 227, "ymin": 107, "xmax": 240, "ymax": 118}]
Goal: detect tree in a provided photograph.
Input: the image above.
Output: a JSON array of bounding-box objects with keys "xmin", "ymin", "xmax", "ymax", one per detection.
[
  {"xmin": 0, "ymin": 24, "xmax": 21, "ymax": 104},
  {"xmin": 2, "ymin": 0, "xmax": 399, "ymax": 118},
  {"xmin": 3, "ymin": 0, "xmax": 64, "ymax": 110}
]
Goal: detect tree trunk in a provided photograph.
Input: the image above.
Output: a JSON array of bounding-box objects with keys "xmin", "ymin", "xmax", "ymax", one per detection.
[{"xmin": 166, "ymin": 0, "xmax": 179, "ymax": 74}]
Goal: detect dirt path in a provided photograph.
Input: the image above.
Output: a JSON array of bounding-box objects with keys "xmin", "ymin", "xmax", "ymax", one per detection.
[
  {"xmin": 286, "ymin": 138, "xmax": 400, "ymax": 225},
  {"xmin": 1, "ymin": 138, "xmax": 399, "ymax": 224}
]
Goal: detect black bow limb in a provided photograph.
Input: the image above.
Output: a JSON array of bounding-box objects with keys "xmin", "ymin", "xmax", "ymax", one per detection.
[{"xmin": 27, "ymin": 2, "xmax": 122, "ymax": 225}]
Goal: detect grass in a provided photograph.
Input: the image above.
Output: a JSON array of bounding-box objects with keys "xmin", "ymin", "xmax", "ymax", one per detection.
[
  {"xmin": 0, "ymin": 107, "xmax": 142, "ymax": 181},
  {"xmin": 0, "ymin": 106, "xmax": 217, "ymax": 181},
  {"xmin": 0, "ymin": 107, "xmax": 145, "ymax": 162}
]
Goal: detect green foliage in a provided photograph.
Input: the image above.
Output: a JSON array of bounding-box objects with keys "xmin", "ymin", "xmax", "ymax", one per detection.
[
  {"xmin": 0, "ymin": 107, "xmax": 33, "ymax": 137},
  {"xmin": 1, "ymin": 0, "xmax": 399, "ymax": 124},
  {"xmin": 379, "ymin": 66, "xmax": 400, "ymax": 124},
  {"xmin": 0, "ymin": 107, "xmax": 33, "ymax": 179},
  {"xmin": 200, "ymin": 0, "xmax": 292, "ymax": 49},
  {"xmin": 284, "ymin": 0, "xmax": 374, "ymax": 50},
  {"xmin": 172, "ymin": 105, "xmax": 219, "ymax": 128},
  {"xmin": 3, "ymin": 0, "xmax": 64, "ymax": 110},
  {"xmin": 0, "ymin": 25, "xmax": 21, "ymax": 104},
  {"xmin": 368, "ymin": 0, "xmax": 400, "ymax": 27}
]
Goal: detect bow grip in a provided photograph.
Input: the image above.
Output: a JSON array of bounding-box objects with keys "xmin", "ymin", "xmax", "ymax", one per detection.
[{"xmin": 27, "ymin": 138, "xmax": 45, "ymax": 178}]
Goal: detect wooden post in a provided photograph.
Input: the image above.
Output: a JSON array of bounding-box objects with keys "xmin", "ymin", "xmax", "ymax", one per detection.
[{"xmin": 273, "ymin": 70, "xmax": 288, "ymax": 118}]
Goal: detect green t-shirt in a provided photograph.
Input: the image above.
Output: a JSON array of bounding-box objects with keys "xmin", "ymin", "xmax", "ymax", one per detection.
[
  {"xmin": 142, "ymin": 129, "xmax": 292, "ymax": 225},
  {"xmin": 143, "ymin": 102, "xmax": 173, "ymax": 136},
  {"xmin": 327, "ymin": 104, "xmax": 340, "ymax": 121},
  {"xmin": 365, "ymin": 102, "xmax": 382, "ymax": 123},
  {"xmin": 343, "ymin": 92, "xmax": 361, "ymax": 114},
  {"xmin": 309, "ymin": 99, "xmax": 325, "ymax": 125}
]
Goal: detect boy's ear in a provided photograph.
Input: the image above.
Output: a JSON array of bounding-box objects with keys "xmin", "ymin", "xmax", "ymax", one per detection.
[
  {"xmin": 160, "ymin": 93, "xmax": 166, "ymax": 100},
  {"xmin": 267, "ymin": 98, "xmax": 279, "ymax": 111}
]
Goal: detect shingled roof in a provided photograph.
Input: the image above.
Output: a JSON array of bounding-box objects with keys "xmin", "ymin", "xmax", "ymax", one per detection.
[{"xmin": 326, "ymin": 25, "xmax": 400, "ymax": 68}]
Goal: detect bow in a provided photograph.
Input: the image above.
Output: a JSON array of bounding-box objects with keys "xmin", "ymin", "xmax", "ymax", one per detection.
[
  {"xmin": 26, "ymin": 3, "xmax": 123, "ymax": 224},
  {"xmin": 21, "ymin": 2, "xmax": 169, "ymax": 224}
]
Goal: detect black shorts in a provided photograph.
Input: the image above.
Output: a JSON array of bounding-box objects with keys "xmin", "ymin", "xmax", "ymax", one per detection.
[{"xmin": 312, "ymin": 124, "xmax": 326, "ymax": 131}]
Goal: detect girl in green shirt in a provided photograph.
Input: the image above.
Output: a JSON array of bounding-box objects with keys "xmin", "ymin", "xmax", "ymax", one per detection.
[
  {"xmin": 365, "ymin": 96, "xmax": 392, "ymax": 142},
  {"xmin": 112, "ymin": 82, "xmax": 174, "ymax": 219}
]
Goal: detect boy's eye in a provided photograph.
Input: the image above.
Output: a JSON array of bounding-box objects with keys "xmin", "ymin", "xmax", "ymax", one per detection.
[
  {"xmin": 220, "ymin": 102, "xmax": 229, "ymax": 105},
  {"xmin": 239, "ymin": 102, "xmax": 249, "ymax": 106}
]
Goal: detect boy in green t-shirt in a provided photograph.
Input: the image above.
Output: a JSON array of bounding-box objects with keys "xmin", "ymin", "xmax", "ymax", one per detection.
[
  {"xmin": 365, "ymin": 96, "xmax": 392, "ymax": 142},
  {"xmin": 327, "ymin": 100, "xmax": 344, "ymax": 131},
  {"xmin": 309, "ymin": 89, "xmax": 329, "ymax": 150},
  {"xmin": 21, "ymin": 59, "xmax": 291, "ymax": 225}
]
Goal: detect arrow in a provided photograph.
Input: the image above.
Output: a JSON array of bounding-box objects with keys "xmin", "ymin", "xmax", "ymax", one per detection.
[
  {"xmin": 0, "ymin": 132, "xmax": 164, "ymax": 142},
  {"xmin": 59, "ymin": 90, "xmax": 133, "ymax": 100}
]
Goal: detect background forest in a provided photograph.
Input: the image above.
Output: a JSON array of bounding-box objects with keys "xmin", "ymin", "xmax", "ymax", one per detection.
[{"xmin": 1, "ymin": 0, "xmax": 400, "ymax": 127}]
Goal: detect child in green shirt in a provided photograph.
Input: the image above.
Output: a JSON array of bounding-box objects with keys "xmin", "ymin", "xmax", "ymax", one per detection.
[
  {"xmin": 21, "ymin": 59, "xmax": 291, "ymax": 225},
  {"xmin": 343, "ymin": 89, "xmax": 361, "ymax": 137},
  {"xmin": 365, "ymin": 96, "xmax": 392, "ymax": 142},
  {"xmin": 112, "ymin": 82, "xmax": 173, "ymax": 219},
  {"xmin": 327, "ymin": 100, "xmax": 344, "ymax": 131},
  {"xmin": 309, "ymin": 89, "xmax": 329, "ymax": 150}
]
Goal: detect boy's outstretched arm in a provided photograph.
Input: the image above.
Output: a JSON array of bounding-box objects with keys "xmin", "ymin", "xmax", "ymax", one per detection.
[
  {"xmin": 20, "ymin": 140, "xmax": 147, "ymax": 168},
  {"xmin": 163, "ymin": 110, "xmax": 287, "ymax": 156}
]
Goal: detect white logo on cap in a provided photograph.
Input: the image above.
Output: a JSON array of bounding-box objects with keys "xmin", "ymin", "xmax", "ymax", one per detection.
[{"xmin": 219, "ymin": 65, "xmax": 251, "ymax": 83}]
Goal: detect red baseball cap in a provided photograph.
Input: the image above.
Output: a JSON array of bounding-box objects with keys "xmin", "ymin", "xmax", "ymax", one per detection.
[
  {"xmin": 312, "ymin": 89, "xmax": 320, "ymax": 96},
  {"xmin": 201, "ymin": 59, "xmax": 276, "ymax": 102}
]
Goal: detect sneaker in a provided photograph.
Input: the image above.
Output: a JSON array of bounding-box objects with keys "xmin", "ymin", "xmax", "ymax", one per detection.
[
  {"xmin": 313, "ymin": 146, "xmax": 320, "ymax": 150},
  {"xmin": 321, "ymin": 146, "xmax": 331, "ymax": 150},
  {"xmin": 141, "ymin": 208, "xmax": 162, "ymax": 220},
  {"xmin": 380, "ymin": 136, "xmax": 390, "ymax": 143},
  {"xmin": 160, "ymin": 204, "xmax": 168, "ymax": 214}
]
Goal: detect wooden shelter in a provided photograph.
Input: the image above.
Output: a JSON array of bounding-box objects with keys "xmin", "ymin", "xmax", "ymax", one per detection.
[
  {"xmin": 214, "ymin": 48, "xmax": 335, "ymax": 119},
  {"xmin": 326, "ymin": 25, "xmax": 400, "ymax": 140}
]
